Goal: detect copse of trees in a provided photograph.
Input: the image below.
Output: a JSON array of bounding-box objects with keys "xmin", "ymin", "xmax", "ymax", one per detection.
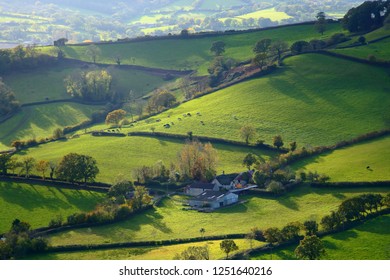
[
  {"xmin": 64, "ymin": 69, "xmax": 113, "ymax": 102},
  {"xmin": 0, "ymin": 45, "xmax": 57, "ymax": 74},
  {"xmin": 208, "ymin": 56, "xmax": 236, "ymax": 87},
  {"xmin": 178, "ymin": 140, "xmax": 218, "ymax": 181},
  {"xmin": 342, "ymin": 0, "xmax": 390, "ymax": 32},
  {"xmin": 0, "ymin": 78, "xmax": 20, "ymax": 117},
  {"xmin": 0, "ymin": 219, "xmax": 48, "ymax": 260},
  {"xmin": 146, "ymin": 89, "xmax": 177, "ymax": 114}
]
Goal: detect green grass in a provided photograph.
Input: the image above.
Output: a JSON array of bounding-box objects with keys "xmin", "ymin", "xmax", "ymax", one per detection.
[
  {"xmin": 236, "ymin": 8, "xmax": 292, "ymax": 22},
  {"xmin": 2, "ymin": 63, "xmax": 169, "ymax": 104},
  {"xmin": 332, "ymin": 37, "xmax": 390, "ymax": 61},
  {"xmin": 40, "ymin": 23, "xmax": 343, "ymax": 74},
  {"xmin": 18, "ymin": 135, "xmax": 276, "ymax": 183},
  {"xmin": 0, "ymin": 103, "xmax": 103, "ymax": 148},
  {"xmin": 47, "ymin": 185, "xmax": 389, "ymax": 246},
  {"xmin": 251, "ymin": 214, "xmax": 390, "ymax": 260},
  {"xmin": 293, "ymin": 136, "xmax": 390, "ymax": 182},
  {"xmin": 125, "ymin": 53, "xmax": 390, "ymax": 147},
  {"xmin": 31, "ymin": 239, "xmax": 265, "ymax": 260},
  {"xmin": 0, "ymin": 181, "xmax": 104, "ymax": 233}
]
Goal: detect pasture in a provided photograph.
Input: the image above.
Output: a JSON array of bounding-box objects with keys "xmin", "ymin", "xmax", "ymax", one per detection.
[
  {"xmin": 47, "ymin": 186, "xmax": 389, "ymax": 246},
  {"xmin": 40, "ymin": 23, "xmax": 343, "ymax": 74},
  {"xmin": 31, "ymin": 239, "xmax": 265, "ymax": 260},
  {"xmin": 0, "ymin": 181, "xmax": 104, "ymax": 233},
  {"xmin": 332, "ymin": 37, "xmax": 390, "ymax": 61},
  {"xmin": 125, "ymin": 54, "xmax": 390, "ymax": 147},
  {"xmin": 251, "ymin": 214, "xmax": 390, "ymax": 260},
  {"xmin": 2, "ymin": 63, "xmax": 170, "ymax": 104},
  {"xmin": 0, "ymin": 103, "xmax": 103, "ymax": 148},
  {"xmin": 18, "ymin": 135, "xmax": 277, "ymax": 183},
  {"xmin": 293, "ymin": 136, "xmax": 390, "ymax": 182}
]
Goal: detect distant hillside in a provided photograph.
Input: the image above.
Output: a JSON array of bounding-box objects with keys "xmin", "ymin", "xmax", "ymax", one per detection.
[{"xmin": 0, "ymin": 0, "xmax": 364, "ymax": 46}]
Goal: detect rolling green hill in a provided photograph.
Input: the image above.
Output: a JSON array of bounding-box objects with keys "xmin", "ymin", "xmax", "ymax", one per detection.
[
  {"xmin": 123, "ymin": 53, "xmax": 390, "ymax": 147},
  {"xmin": 0, "ymin": 103, "xmax": 103, "ymax": 149},
  {"xmin": 293, "ymin": 136, "xmax": 390, "ymax": 182},
  {"xmin": 41, "ymin": 23, "xmax": 343, "ymax": 74},
  {"xmin": 2, "ymin": 63, "xmax": 170, "ymax": 104},
  {"xmin": 332, "ymin": 37, "xmax": 390, "ymax": 62},
  {"xmin": 251, "ymin": 214, "xmax": 390, "ymax": 260},
  {"xmin": 0, "ymin": 181, "xmax": 104, "ymax": 233},
  {"xmin": 47, "ymin": 186, "xmax": 389, "ymax": 246},
  {"xmin": 18, "ymin": 135, "xmax": 276, "ymax": 183}
]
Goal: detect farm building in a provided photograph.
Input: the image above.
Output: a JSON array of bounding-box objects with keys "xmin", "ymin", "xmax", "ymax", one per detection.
[
  {"xmin": 211, "ymin": 173, "xmax": 237, "ymax": 190},
  {"xmin": 188, "ymin": 191, "xmax": 238, "ymax": 210},
  {"xmin": 184, "ymin": 181, "xmax": 219, "ymax": 196}
]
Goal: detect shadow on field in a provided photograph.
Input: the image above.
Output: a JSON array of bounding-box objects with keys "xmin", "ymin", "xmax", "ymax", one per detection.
[
  {"xmin": 357, "ymin": 215, "xmax": 390, "ymax": 235},
  {"xmin": 331, "ymin": 230, "xmax": 358, "ymax": 241},
  {"xmin": 322, "ymin": 239, "xmax": 338, "ymax": 249},
  {"xmin": 144, "ymin": 210, "xmax": 172, "ymax": 234},
  {"xmin": 0, "ymin": 181, "xmax": 100, "ymax": 212}
]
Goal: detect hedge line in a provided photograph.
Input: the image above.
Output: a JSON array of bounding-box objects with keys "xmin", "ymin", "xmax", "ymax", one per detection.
[
  {"xmin": 231, "ymin": 208, "xmax": 390, "ymax": 259},
  {"xmin": 128, "ymin": 131, "xmax": 287, "ymax": 153},
  {"xmin": 67, "ymin": 21, "xmax": 322, "ymax": 47},
  {"xmin": 44, "ymin": 208, "xmax": 390, "ymax": 256},
  {"xmin": 46, "ymin": 233, "xmax": 246, "ymax": 253},
  {"xmin": 0, "ymin": 176, "xmax": 110, "ymax": 192},
  {"xmin": 311, "ymin": 181, "xmax": 390, "ymax": 189}
]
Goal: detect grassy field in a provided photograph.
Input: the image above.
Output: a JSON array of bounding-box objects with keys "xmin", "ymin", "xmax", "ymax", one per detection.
[
  {"xmin": 293, "ymin": 136, "xmax": 390, "ymax": 182},
  {"xmin": 0, "ymin": 181, "xmax": 104, "ymax": 233},
  {"xmin": 123, "ymin": 53, "xmax": 390, "ymax": 147},
  {"xmin": 40, "ymin": 23, "xmax": 343, "ymax": 74},
  {"xmin": 47, "ymin": 185, "xmax": 389, "ymax": 246},
  {"xmin": 0, "ymin": 103, "xmax": 103, "ymax": 149},
  {"xmin": 2, "ymin": 63, "xmax": 169, "ymax": 104},
  {"xmin": 235, "ymin": 8, "xmax": 292, "ymax": 22},
  {"xmin": 32, "ymin": 239, "xmax": 265, "ymax": 260},
  {"xmin": 251, "ymin": 214, "xmax": 390, "ymax": 260},
  {"xmin": 332, "ymin": 37, "xmax": 390, "ymax": 61},
  {"xmin": 18, "ymin": 135, "xmax": 277, "ymax": 183}
]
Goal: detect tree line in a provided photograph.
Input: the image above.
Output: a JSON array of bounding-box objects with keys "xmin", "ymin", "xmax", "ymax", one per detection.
[{"xmin": 0, "ymin": 152, "xmax": 99, "ymax": 184}]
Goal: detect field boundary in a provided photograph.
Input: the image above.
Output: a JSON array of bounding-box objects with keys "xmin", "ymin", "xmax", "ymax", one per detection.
[
  {"xmin": 127, "ymin": 131, "xmax": 287, "ymax": 152},
  {"xmin": 37, "ymin": 208, "xmax": 390, "ymax": 256}
]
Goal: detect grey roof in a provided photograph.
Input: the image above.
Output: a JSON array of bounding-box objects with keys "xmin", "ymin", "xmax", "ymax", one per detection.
[
  {"xmin": 215, "ymin": 173, "xmax": 237, "ymax": 185},
  {"xmin": 189, "ymin": 181, "xmax": 215, "ymax": 190},
  {"xmin": 191, "ymin": 191, "xmax": 232, "ymax": 202}
]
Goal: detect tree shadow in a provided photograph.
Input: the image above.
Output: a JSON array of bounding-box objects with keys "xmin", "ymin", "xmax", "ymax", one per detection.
[{"xmin": 331, "ymin": 230, "xmax": 358, "ymax": 241}]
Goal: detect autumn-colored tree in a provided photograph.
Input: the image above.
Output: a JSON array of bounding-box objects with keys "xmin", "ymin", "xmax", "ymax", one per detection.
[
  {"xmin": 178, "ymin": 141, "xmax": 218, "ymax": 181},
  {"xmin": 36, "ymin": 160, "xmax": 49, "ymax": 180},
  {"xmin": 105, "ymin": 109, "xmax": 126, "ymax": 126}
]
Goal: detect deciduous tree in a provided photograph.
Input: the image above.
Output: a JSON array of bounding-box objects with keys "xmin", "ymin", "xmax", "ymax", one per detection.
[
  {"xmin": 105, "ymin": 109, "xmax": 126, "ymax": 126},
  {"xmin": 36, "ymin": 160, "xmax": 49, "ymax": 180},
  {"xmin": 294, "ymin": 235, "xmax": 325, "ymax": 260},
  {"xmin": 273, "ymin": 135, "xmax": 284, "ymax": 149},
  {"xmin": 56, "ymin": 153, "xmax": 99, "ymax": 183},
  {"xmin": 220, "ymin": 239, "xmax": 238, "ymax": 259},
  {"xmin": 315, "ymin": 12, "xmax": 327, "ymax": 35},
  {"xmin": 210, "ymin": 41, "xmax": 226, "ymax": 56},
  {"xmin": 240, "ymin": 125, "xmax": 256, "ymax": 144}
]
